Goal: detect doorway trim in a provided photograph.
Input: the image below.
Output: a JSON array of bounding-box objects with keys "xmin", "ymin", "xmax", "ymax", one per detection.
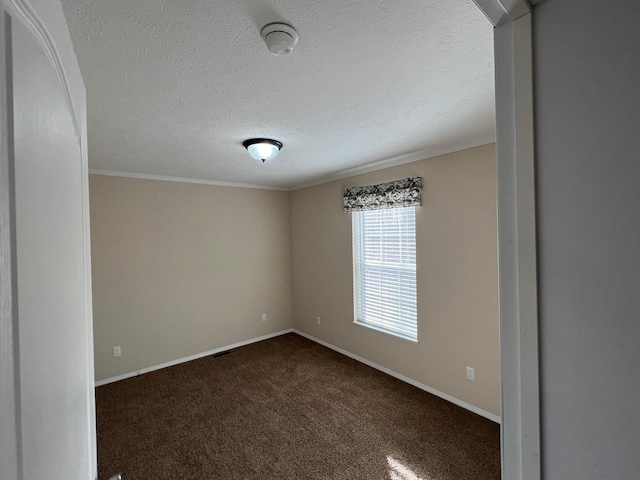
[
  {"xmin": 0, "ymin": 10, "xmax": 21, "ymax": 479},
  {"xmin": 0, "ymin": 0, "xmax": 95, "ymax": 478},
  {"xmin": 473, "ymin": 1, "xmax": 541, "ymax": 479}
]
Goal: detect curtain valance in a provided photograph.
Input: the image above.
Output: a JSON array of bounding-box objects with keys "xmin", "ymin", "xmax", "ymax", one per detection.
[{"xmin": 343, "ymin": 177, "xmax": 422, "ymax": 213}]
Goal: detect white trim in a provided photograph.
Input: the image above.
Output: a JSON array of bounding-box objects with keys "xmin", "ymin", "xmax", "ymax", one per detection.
[
  {"xmin": 496, "ymin": 13, "xmax": 541, "ymax": 480},
  {"xmin": 0, "ymin": 12, "xmax": 21, "ymax": 479},
  {"xmin": 80, "ymin": 138, "xmax": 97, "ymax": 477},
  {"xmin": 89, "ymin": 135, "xmax": 495, "ymax": 193},
  {"xmin": 95, "ymin": 326, "xmax": 501, "ymax": 424},
  {"xmin": 473, "ymin": 0, "xmax": 510, "ymax": 26},
  {"xmin": 88, "ymin": 169, "xmax": 289, "ymax": 192},
  {"xmin": 1, "ymin": 1, "xmax": 95, "ymax": 477},
  {"xmin": 293, "ymin": 329, "xmax": 501, "ymax": 424},
  {"xmin": 291, "ymin": 135, "xmax": 496, "ymax": 191},
  {"xmin": 473, "ymin": 1, "xmax": 540, "ymax": 479},
  {"xmin": 473, "ymin": 0, "xmax": 531, "ymax": 26},
  {"xmin": 353, "ymin": 320, "xmax": 419, "ymax": 344},
  {"xmin": 499, "ymin": 0, "xmax": 531, "ymax": 19},
  {"xmin": 1, "ymin": 0, "xmax": 82, "ymax": 140},
  {"xmin": 332, "ymin": 135, "xmax": 496, "ymax": 177},
  {"xmin": 95, "ymin": 329, "xmax": 294, "ymax": 387}
]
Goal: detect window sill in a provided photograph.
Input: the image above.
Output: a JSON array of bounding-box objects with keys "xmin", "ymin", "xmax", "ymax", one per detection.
[{"xmin": 353, "ymin": 320, "xmax": 418, "ymax": 344}]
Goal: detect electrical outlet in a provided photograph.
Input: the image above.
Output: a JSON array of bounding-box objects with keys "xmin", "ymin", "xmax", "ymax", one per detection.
[
  {"xmin": 316, "ymin": 316, "xmax": 321, "ymax": 325},
  {"xmin": 262, "ymin": 313, "xmax": 267, "ymax": 322},
  {"xmin": 113, "ymin": 346, "xmax": 121, "ymax": 358},
  {"xmin": 466, "ymin": 366, "xmax": 475, "ymax": 381}
]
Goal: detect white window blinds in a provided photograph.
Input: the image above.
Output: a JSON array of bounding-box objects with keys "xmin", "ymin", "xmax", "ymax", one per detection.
[{"xmin": 353, "ymin": 206, "xmax": 417, "ymax": 341}]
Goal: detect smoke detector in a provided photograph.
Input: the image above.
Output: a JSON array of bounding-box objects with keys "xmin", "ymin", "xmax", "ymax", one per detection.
[{"xmin": 261, "ymin": 22, "xmax": 299, "ymax": 56}]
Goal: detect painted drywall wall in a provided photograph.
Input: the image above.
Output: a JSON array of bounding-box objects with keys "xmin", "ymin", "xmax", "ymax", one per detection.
[
  {"xmin": 534, "ymin": 0, "xmax": 640, "ymax": 477},
  {"xmin": 89, "ymin": 175, "xmax": 292, "ymax": 381},
  {"xmin": 290, "ymin": 144, "xmax": 500, "ymax": 416},
  {"xmin": 13, "ymin": 20, "xmax": 93, "ymax": 479}
]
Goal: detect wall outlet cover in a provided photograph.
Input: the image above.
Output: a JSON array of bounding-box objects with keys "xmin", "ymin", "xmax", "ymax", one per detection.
[{"xmin": 466, "ymin": 366, "xmax": 475, "ymax": 381}]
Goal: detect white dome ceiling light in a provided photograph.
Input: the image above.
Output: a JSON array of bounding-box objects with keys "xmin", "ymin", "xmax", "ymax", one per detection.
[
  {"xmin": 260, "ymin": 22, "xmax": 299, "ymax": 56},
  {"xmin": 243, "ymin": 138, "xmax": 283, "ymax": 162}
]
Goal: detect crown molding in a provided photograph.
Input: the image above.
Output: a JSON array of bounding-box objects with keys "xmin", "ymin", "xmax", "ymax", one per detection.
[
  {"xmin": 289, "ymin": 135, "xmax": 496, "ymax": 191},
  {"xmin": 88, "ymin": 170, "xmax": 290, "ymax": 192},
  {"xmin": 91, "ymin": 136, "xmax": 495, "ymax": 193}
]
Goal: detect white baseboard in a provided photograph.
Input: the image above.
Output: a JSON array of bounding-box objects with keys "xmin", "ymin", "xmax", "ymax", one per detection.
[
  {"xmin": 95, "ymin": 328, "xmax": 501, "ymax": 424},
  {"xmin": 293, "ymin": 329, "xmax": 501, "ymax": 424},
  {"xmin": 95, "ymin": 329, "xmax": 294, "ymax": 387}
]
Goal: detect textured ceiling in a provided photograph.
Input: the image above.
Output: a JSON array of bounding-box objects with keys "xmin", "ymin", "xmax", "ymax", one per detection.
[{"xmin": 61, "ymin": 0, "xmax": 494, "ymax": 189}]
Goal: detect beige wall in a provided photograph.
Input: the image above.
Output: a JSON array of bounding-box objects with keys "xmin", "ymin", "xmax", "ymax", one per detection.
[
  {"xmin": 90, "ymin": 144, "xmax": 499, "ymax": 415},
  {"xmin": 90, "ymin": 175, "xmax": 292, "ymax": 381},
  {"xmin": 290, "ymin": 144, "xmax": 500, "ymax": 416}
]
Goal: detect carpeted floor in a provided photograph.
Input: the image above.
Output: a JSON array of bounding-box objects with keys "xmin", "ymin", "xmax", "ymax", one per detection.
[{"xmin": 96, "ymin": 333, "xmax": 500, "ymax": 480}]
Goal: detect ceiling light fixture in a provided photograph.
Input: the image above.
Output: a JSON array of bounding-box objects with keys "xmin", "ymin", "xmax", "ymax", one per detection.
[
  {"xmin": 261, "ymin": 22, "xmax": 299, "ymax": 55},
  {"xmin": 243, "ymin": 138, "xmax": 283, "ymax": 162}
]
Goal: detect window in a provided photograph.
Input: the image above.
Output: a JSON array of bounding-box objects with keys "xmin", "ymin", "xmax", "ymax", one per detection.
[{"xmin": 353, "ymin": 206, "xmax": 417, "ymax": 341}]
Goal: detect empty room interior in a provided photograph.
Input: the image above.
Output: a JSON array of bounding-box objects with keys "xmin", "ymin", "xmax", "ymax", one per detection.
[
  {"xmin": 5, "ymin": 0, "xmax": 640, "ymax": 479},
  {"xmin": 73, "ymin": 0, "xmax": 500, "ymax": 478}
]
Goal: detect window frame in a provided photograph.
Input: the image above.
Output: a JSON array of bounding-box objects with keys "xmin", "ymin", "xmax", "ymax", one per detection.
[{"xmin": 352, "ymin": 206, "xmax": 418, "ymax": 343}]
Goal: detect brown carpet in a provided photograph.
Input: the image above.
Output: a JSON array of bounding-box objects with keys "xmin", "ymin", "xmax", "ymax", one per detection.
[{"xmin": 96, "ymin": 333, "xmax": 500, "ymax": 480}]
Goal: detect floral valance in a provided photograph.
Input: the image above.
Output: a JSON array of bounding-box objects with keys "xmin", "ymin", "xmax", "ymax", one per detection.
[{"xmin": 343, "ymin": 177, "xmax": 422, "ymax": 213}]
